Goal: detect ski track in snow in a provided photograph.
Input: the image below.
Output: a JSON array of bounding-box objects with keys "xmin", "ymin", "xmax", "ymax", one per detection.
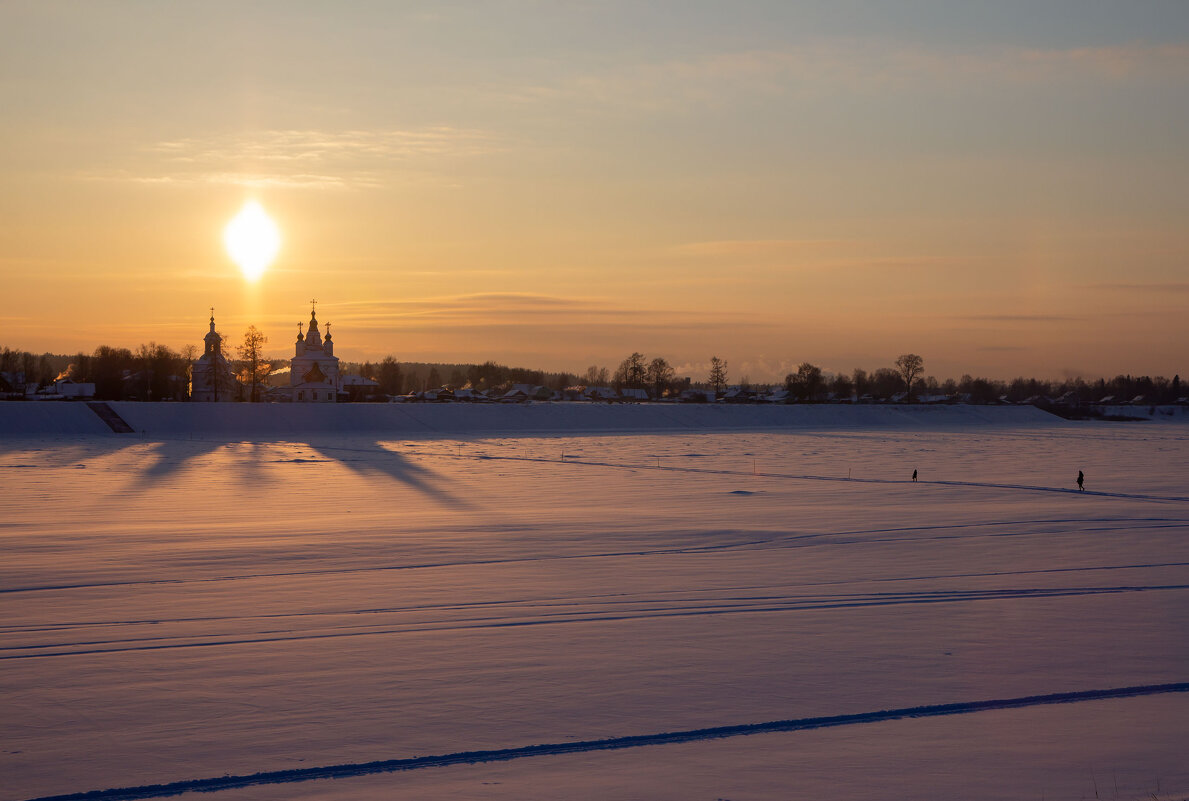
[
  {"xmin": 7, "ymin": 561, "xmax": 1189, "ymax": 632},
  {"xmin": 21, "ymin": 683, "xmax": 1189, "ymax": 801},
  {"xmin": 545, "ymin": 457, "xmax": 1189, "ymax": 503},
  {"xmin": 4, "ymin": 518, "xmax": 1186, "ymax": 595},
  {"xmin": 5, "ymin": 583, "xmax": 1187, "ymax": 660}
]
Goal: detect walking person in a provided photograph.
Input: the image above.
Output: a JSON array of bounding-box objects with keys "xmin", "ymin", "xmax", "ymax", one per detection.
[
  {"xmin": 1077, "ymin": 470, "xmax": 1084, "ymax": 492},
  {"xmin": 912, "ymin": 469, "xmax": 918, "ymax": 483}
]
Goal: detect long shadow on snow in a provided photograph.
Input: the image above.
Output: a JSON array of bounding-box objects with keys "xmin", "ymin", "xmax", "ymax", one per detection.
[
  {"xmin": 112, "ymin": 437, "xmax": 472, "ymax": 509},
  {"xmin": 306, "ymin": 439, "xmax": 474, "ymax": 510}
]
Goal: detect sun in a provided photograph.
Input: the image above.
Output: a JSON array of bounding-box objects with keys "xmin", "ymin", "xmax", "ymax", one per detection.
[{"xmin": 224, "ymin": 200, "xmax": 281, "ymax": 281}]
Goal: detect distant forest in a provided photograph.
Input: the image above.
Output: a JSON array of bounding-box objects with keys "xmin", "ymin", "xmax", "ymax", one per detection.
[{"xmin": 0, "ymin": 341, "xmax": 1183, "ymax": 405}]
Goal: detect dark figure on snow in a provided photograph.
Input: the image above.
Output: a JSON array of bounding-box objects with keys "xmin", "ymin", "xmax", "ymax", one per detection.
[
  {"xmin": 912, "ymin": 469, "xmax": 918, "ymax": 482},
  {"xmin": 1077, "ymin": 470, "xmax": 1085, "ymax": 492}
]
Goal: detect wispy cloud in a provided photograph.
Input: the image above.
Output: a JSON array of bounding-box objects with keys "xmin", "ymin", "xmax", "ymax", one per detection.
[
  {"xmin": 669, "ymin": 239, "xmax": 843, "ymax": 258},
  {"xmin": 518, "ymin": 40, "xmax": 1189, "ymax": 112},
  {"xmin": 312, "ymin": 292, "xmax": 772, "ymax": 334},
  {"xmin": 961, "ymin": 314, "xmax": 1084, "ymax": 323},
  {"xmin": 1091, "ymin": 282, "xmax": 1189, "ymax": 293},
  {"xmin": 84, "ymin": 127, "xmax": 500, "ymax": 189}
]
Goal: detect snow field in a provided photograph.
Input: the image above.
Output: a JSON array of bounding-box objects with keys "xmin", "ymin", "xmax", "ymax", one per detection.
[{"xmin": 1, "ymin": 423, "xmax": 1187, "ymax": 800}]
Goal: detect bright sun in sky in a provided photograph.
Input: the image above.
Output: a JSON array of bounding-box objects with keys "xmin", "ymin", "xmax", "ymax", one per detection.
[{"xmin": 223, "ymin": 200, "xmax": 281, "ymax": 281}]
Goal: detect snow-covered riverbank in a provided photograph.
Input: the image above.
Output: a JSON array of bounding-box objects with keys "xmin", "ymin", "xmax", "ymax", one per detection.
[{"xmin": 0, "ymin": 401, "xmax": 1065, "ymax": 439}]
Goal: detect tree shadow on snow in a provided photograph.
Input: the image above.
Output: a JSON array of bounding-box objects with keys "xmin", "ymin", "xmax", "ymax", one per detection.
[
  {"xmin": 300, "ymin": 439, "xmax": 475, "ymax": 510},
  {"xmin": 9, "ymin": 435, "xmax": 470, "ymax": 509},
  {"xmin": 133, "ymin": 438, "xmax": 235, "ymax": 485}
]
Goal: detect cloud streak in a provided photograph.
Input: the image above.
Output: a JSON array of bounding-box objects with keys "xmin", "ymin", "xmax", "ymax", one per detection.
[
  {"xmin": 314, "ymin": 293, "xmax": 773, "ymax": 334},
  {"xmin": 960, "ymin": 314, "xmax": 1085, "ymax": 323},
  {"xmin": 1092, "ymin": 282, "xmax": 1189, "ymax": 294},
  {"xmin": 516, "ymin": 40, "xmax": 1189, "ymax": 113},
  {"xmin": 86, "ymin": 127, "xmax": 500, "ymax": 189},
  {"xmin": 669, "ymin": 239, "xmax": 843, "ymax": 258}
]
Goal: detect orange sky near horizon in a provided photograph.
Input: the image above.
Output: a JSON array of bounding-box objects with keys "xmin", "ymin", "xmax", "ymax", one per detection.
[{"xmin": 2, "ymin": 2, "xmax": 1186, "ymax": 383}]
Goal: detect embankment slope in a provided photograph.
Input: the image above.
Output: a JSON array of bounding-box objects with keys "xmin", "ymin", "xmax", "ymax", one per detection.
[{"xmin": 0, "ymin": 401, "xmax": 1065, "ymax": 440}]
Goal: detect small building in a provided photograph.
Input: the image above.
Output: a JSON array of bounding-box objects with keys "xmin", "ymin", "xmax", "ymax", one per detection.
[
  {"xmin": 54, "ymin": 378, "xmax": 96, "ymax": 399},
  {"xmin": 583, "ymin": 386, "xmax": 617, "ymax": 402},
  {"xmin": 341, "ymin": 374, "xmax": 381, "ymax": 402},
  {"xmin": 721, "ymin": 386, "xmax": 755, "ymax": 403}
]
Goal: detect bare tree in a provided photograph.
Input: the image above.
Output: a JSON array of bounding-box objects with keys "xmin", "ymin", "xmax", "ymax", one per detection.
[
  {"xmin": 646, "ymin": 357, "xmax": 675, "ymax": 399},
  {"xmin": 377, "ymin": 356, "xmax": 402, "ymax": 396},
  {"xmin": 829, "ymin": 372, "xmax": 854, "ymax": 400},
  {"xmin": 786, "ymin": 362, "xmax": 823, "ymax": 401},
  {"xmin": 583, "ymin": 365, "xmax": 610, "ymax": 386},
  {"xmin": 852, "ymin": 368, "xmax": 869, "ymax": 398},
  {"xmin": 895, "ymin": 353, "xmax": 924, "ymax": 401},
  {"xmin": 180, "ymin": 344, "xmax": 197, "ymax": 401},
  {"xmin": 614, "ymin": 352, "xmax": 647, "ymax": 390},
  {"xmin": 708, "ymin": 356, "xmax": 728, "ymax": 396},
  {"xmin": 237, "ymin": 326, "xmax": 271, "ymax": 403}
]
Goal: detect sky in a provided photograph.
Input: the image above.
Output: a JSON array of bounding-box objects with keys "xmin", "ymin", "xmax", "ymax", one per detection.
[{"xmin": 2, "ymin": 1, "xmax": 1186, "ymax": 383}]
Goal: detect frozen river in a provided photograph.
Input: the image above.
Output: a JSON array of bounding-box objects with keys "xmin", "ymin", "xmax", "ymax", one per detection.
[{"xmin": 2, "ymin": 414, "xmax": 1187, "ymax": 800}]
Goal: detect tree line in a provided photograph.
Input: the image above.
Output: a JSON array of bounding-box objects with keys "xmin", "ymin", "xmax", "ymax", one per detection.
[
  {"xmin": 346, "ymin": 358, "xmax": 582, "ymax": 397},
  {"xmin": 2, "ymin": 341, "xmax": 1183, "ymax": 404}
]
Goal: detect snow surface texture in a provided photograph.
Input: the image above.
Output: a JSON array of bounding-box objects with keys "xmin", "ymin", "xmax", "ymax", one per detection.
[{"xmin": 1, "ymin": 406, "xmax": 1187, "ymax": 800}]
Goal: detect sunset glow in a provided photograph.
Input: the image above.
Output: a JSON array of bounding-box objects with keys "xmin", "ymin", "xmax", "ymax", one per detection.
[
  {"xmin": 2, "ymin": 2, "xmax": 1186, "ymax": 380},
  {"xmin": 3, "ymin": 4, "xmax": 1188, "ymax": 799},
  {"xmin": 223, "ymin": 201, "xmax": 280, "ymax": 281}
]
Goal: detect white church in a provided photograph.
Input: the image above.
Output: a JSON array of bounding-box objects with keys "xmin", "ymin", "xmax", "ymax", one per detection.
[
  {"xmin": 190, "ymin": 311, "xmax": 236, "ymax": 402},
  {"xmin": 191, "ymin": 303, "xmax": 342, "ymax": 402},
  {"xmin": 289, "ymin": 302, "xmax": 341, "ymax": 402}
]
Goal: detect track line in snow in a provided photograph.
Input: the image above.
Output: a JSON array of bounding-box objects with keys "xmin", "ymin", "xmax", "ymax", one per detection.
[
  {"xmin": 5, "ymin": 560, "xmax": 1189, "ymax": 635},
  {"xmin": 23, "ymin": 683, "xmax": 1189, "ymax": 801},
  {"xmin": 4, "ymin": 517, "xmax": 1185, "ymax": 596},
  {"xmin": 440, "ymin": 451, "xmax": 1189, "ymax": 503},
  {"xmin": 6, "ymin": 583, "xmax": 1186, "ymax": 660},
  {"xmin": 6, "ymin": 562, "xmax": 1186, "ymax": 633}
]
